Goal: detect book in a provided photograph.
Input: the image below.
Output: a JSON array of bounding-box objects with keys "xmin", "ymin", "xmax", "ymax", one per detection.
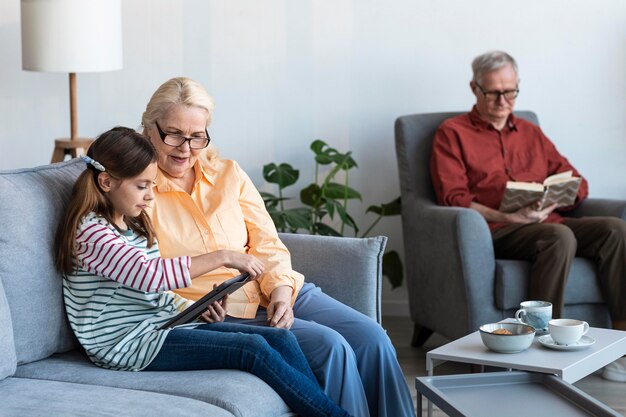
[
  {"xmin": 499, "ymin": 171, "xmax": 582, "ymax": 213},
  {"xmin": 159, "ymin": 272, "xmax": 252, "ymax": 329}
]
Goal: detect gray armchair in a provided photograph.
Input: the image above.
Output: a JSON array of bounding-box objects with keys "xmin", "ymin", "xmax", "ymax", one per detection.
[{"xmin": 394, "ymin": 111, "xmax": 626, "ymax": 345}]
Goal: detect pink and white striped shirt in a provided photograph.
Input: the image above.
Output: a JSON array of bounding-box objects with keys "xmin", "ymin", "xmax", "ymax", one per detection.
[{"xmin": 64, "ymin": 212, "xmax": 192, "ymax": 371}]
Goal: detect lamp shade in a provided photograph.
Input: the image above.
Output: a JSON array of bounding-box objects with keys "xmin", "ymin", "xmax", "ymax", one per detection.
[{"xmin": 21, "ymin": 0, "xmax": 123, "ymax": 73}]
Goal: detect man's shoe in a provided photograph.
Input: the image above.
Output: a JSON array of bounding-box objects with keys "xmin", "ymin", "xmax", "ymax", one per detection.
[{"xmin": 602, "ymin": 357, "xmax": 626, "ymax": 382}]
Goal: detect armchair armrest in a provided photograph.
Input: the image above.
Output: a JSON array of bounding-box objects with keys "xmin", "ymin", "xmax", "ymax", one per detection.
[
  {"xmin": 401, "ymin": 195, "xmax": 499, "ymax": 340},
  {"xmin": 278, "ymin": 233, "xmax": 385, "ymax": 323},
  {"xmin": 566, "ymin": 198, "xmax": 626, "ymax": 220}
]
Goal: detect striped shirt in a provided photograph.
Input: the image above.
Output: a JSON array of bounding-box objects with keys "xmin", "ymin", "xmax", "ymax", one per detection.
[{"xmin": 63, "ymin": 212, "xmax": 192, "ymax": 371}]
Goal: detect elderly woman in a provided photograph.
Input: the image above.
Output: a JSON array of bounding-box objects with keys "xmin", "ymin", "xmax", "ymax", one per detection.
[{"xmin": 142, "ymin": 77, "xmax": 415, "ymax": 417}]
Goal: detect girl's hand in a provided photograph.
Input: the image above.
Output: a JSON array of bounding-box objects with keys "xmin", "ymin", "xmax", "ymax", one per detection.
[
  {"xmin": 199, "ymin": 286, "xmax": 228, "ymax": 323},
  {"xmin": 222, "ymin": 251, "xmax": 265, "ymax": 279}
]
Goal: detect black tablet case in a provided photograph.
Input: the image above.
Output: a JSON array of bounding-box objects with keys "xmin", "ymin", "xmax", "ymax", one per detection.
[{"xmin": 159, "ymin": 272, "xmax": 251, "ymax": 329}]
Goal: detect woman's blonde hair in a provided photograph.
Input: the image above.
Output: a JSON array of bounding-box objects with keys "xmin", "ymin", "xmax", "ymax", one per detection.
[
  {"xmin": 142, "ymin": 77, "xmax": 218, "ymax": 160},
  {"xmin": 55, "ymin": 127, "xmax": 158, "ymax": 275}
]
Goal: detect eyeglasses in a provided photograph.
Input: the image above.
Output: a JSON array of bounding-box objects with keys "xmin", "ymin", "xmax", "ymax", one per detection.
[
  {"xmin": 475, "ymin": 82, "xmax": 519, "ymax": 101},
  {"xmin": 155, "ymin": 122, "xmax": 211, "ymax": 149}
]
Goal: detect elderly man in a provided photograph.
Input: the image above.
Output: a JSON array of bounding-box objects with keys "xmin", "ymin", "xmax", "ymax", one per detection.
[{"xmin": 429, "ymin": 50, "xmax": 626, "ymax": 381}]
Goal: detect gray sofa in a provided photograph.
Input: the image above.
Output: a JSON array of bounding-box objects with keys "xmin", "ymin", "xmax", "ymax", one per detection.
[
  {"xmin": 395, "ymin": 111, "xmax": 626, "ymax": 345},
  {"xmin": 0, "ymin": 158, "xmax": 386, "ymax": 417}
]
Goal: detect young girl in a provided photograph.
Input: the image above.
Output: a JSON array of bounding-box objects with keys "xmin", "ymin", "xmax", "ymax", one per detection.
[{"xmin": 55, "ymin": 127, "xmax": 350, "ymax": 417}]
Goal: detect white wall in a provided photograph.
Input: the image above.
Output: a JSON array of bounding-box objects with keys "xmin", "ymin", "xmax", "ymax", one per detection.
[{"xmin": 2, "ymin": 0, "xmax": 625, "ymax": 316}]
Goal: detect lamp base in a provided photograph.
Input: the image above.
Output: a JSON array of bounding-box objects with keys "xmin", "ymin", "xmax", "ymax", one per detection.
[{"xmin": 51, "ymin": 138, "xmax": 94, "ymax": 163}]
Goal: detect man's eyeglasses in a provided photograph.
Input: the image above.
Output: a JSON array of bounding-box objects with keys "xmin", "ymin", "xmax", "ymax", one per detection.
[
  {"xmin": 155, "ymin": 122, "xmax": 211, "ymax": 149},
  {"xmin": 475, "ymin": 82, "xmax": 519, "ymax": 101}
]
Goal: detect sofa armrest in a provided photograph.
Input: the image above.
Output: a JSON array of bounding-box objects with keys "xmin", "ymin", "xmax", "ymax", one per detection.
[
  {"xmin": 278, "ymin": 233, "xmax": 385, "ymax": 323},
  {"xmin": 566, "ymin": 198, "xmax": 626, "ymax": 220}
]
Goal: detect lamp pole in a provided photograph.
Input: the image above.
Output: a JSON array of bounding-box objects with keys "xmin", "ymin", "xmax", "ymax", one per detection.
[{"xmin": 69, "ymin": 72, "xmax": 77, "ymax": 141}]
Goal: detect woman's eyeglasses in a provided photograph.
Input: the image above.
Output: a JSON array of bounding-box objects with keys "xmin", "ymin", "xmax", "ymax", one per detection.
[{"xmin": 155, "ymin": 122, "xmax": 211, "ymax": 149}]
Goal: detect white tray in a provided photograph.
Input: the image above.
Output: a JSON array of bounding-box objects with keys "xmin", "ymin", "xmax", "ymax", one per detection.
[{"xmin": 416, "ymin": 371, "xmax": 621, "ymax": 417}]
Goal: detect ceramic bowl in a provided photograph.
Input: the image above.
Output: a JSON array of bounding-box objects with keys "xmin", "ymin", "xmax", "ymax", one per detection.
[{"xmin": 479, "ymin": 322, "xmax": 535, "ymax": 353}]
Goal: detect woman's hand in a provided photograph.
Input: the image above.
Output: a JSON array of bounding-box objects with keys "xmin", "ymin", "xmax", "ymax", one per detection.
[
  {"xmin": 267, "ymin": 286, "xmax": 294, "ymax": 329},
  {"xmin": 199, "ymin": 285, "xmax": 228, "ymax": 323}
]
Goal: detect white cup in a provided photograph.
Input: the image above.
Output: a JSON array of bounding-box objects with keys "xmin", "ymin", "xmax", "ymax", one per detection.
[
  {"xmin": 515, "ymin": 300, "xmax": 552, "ymax": 332},
  {"xmin": 548, "ymin": 319, "xmax": 589, "ymax": 345}
]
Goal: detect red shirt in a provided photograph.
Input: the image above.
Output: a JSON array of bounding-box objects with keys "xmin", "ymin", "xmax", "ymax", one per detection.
[{"xmin": 430, "ymin": 107, "xmax": 588, "ymax": 231}]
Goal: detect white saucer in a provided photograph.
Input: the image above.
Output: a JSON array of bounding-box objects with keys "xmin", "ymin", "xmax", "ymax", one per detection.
[{"xmin": 538, "ymin": 334, "xmax": 596, "ymax": 351}]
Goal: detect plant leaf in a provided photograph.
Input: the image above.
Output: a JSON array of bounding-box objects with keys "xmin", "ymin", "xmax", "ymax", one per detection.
[
  {"xmin": 263, "ymin": 163, "xmax": 299, "ymax": 188},
  {"xmin": 300, "ymin": 183, "xmax": 322, "ymax": 207},
  {"xmin": 313, "ymin": 222, "xmax": 342, "ymax": 237},
  {"xmin": 311, "ymin": 140, "xmax": 338, "ymax": 165},
  {"xmin": 310, "ymin": 139, "xmax": 327, "ymax": 154},
  {"xmin": 323, "ymin": 183, "xmax": 362, "ymax": 200},
  {"xmin": 366, "ymin": 196, "xmax": 402, "ymax": 216},
  {"xmin": 382, "ymin": 250, "xmax": 403, "ymax": 289},
  {"xmin": 325, "ymin": 200, "xmax": 335, "ymax": 219},
  {"xmin": 283, "ymin": 208, "xmax": 313, "ymax": 230},
  {"xmin": 335, "ymin": 203, "xmax": 359, "ymax": 235}
]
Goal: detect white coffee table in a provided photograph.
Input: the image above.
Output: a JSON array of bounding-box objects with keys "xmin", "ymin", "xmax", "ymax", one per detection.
[
  {"xmin": 427, "ymin": 326, "xmax": 626, "ymax": 382},
  {"xmin": 423, "ymin": 326, "xmax": 626, "ymax": 417}
]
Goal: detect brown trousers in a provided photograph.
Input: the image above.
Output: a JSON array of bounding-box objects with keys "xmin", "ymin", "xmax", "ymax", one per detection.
[{"xmin": 492, "ymin": 217, "xmax": 626, "ymax": 319}]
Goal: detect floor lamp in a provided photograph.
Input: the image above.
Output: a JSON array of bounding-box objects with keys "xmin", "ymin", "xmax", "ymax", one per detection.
[{"xmin": 20, "ymin": 0, "xmax": 123, "ymax": 163}]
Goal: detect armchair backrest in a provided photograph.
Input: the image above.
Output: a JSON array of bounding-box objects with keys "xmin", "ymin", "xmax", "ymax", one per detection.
[{"xmin": 394, "ymin": 111, "xmax": 539, "ymax": 206}]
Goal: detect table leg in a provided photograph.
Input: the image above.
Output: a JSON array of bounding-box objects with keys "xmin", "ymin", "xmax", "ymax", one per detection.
[
  {"xmin": 426, "ymin": 357, "xmax": 436, "ymax": 417},
  {"xmin": 417, "ymin": 391, "xmax": 422, "ymax": 417}
]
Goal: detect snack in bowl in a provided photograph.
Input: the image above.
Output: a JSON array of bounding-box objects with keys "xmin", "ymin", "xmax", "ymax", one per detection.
[{"xmin": 479, "ymin": 322, "xmax": 535, "ymax": 353}]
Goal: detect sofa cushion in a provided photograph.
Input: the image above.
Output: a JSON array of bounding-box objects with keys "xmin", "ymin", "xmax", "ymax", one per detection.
[
  {"xmin": 0, "ymin": 160, "xmax": 84, "ymax": 364},
  {"xmin": 279, "ymin": 233, "xmax": 385, "ymax": 322},
  {"xmin": 15, "ymin": 350, "xmax": 296, "ymax": 417},
  {"xmin": 0, "ymin": 277, "xmax": 16, "ymax": 380},
  {"xmin": 495, "ymin": 258, "xmax": 604, "ymax": 310},
  {"xmin": 0, "ymin": 377, "xmax": 234, "ymax": 417}
]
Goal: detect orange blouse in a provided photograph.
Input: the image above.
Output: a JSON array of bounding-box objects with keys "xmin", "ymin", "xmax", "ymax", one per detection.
[{"xmin": 149, "ymin": 155, "xmax": 304, "ymax": 319}]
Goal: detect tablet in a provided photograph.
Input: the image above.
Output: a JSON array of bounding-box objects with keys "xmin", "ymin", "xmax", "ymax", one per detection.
[{"xmin": 159, "ymin": 272, "xmax": 252, "ymax": 329}]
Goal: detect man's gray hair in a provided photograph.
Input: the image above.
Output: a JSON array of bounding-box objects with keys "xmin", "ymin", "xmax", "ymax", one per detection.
[{"xmin": 472, "ymin": 51, "xmax": 519, "ymax": 84}]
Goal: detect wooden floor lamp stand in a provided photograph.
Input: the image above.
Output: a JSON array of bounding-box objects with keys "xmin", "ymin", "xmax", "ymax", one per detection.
[
  {"xmin": 50, "ymin": 74, "xmax": 94, "ymax": 163},
  {"xmin": 51, "ymin": 138, "xmax": 94, "ymax": 163}
]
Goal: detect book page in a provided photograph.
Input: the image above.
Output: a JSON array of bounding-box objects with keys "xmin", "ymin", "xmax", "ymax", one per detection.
[
  {"xmin": 505, "ymin": 181, "xmax": 544, "ymax": 192},
  {"xmin": 543, "ymin": 170, "xmax": 573, "ymax": 186}
]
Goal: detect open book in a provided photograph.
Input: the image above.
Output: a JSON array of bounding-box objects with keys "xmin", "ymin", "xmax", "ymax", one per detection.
[
  {"xmin": 499, "ymin": 171, "xmax": 582, "ymax": 213},
  {"xmin": 159, "ymin": 272, "xmax": 252, "ymax": 329}
]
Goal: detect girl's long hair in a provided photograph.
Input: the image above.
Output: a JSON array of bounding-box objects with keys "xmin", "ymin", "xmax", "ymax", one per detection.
[{"xmin": 55, "ymin": 127, "xmax": 158, "ymax": 275}]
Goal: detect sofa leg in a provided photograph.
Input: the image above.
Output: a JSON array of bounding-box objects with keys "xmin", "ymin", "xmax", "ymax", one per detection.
[{"xmin": 411, "ymin": 324, "xmax": 434, "ymax": 347}]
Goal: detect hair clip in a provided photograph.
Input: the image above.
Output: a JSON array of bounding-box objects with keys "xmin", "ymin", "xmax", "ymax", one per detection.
[{"xmin": 80, "ymin": 155, "xmax": 106, "ymax": 172}]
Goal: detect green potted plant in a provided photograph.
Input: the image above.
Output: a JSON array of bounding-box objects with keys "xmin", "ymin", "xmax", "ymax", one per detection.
[{"xmin": 260, "ymin": 140, "xmax": 403, "ymax": 289}]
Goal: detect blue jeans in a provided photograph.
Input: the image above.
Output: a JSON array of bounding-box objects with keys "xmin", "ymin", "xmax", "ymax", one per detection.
[
  {"xmin": 144, "ymin": 322, "xmax": 350, "ymax": 417},
  {"xmin": 227, "ymin": 283, "xmax": 416, "ymax": 417}
]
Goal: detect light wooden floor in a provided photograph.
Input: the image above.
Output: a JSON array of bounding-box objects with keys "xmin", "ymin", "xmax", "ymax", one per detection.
[{"xmin": 383, "ymin": 315, "xmax": 626, "ymax": 416}]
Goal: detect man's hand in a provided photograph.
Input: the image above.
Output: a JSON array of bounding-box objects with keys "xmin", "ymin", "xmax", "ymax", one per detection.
[
  {"xmin": 267, "ymin": 286, "xmax": 294, "ymax": 329},
  {"xmin": 507, "ymin": 202, "xmax": 558, "ymax": 224},
  {"xmin": 470, "ymin": 201, "xmax": 557, "ymax": 225}
]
